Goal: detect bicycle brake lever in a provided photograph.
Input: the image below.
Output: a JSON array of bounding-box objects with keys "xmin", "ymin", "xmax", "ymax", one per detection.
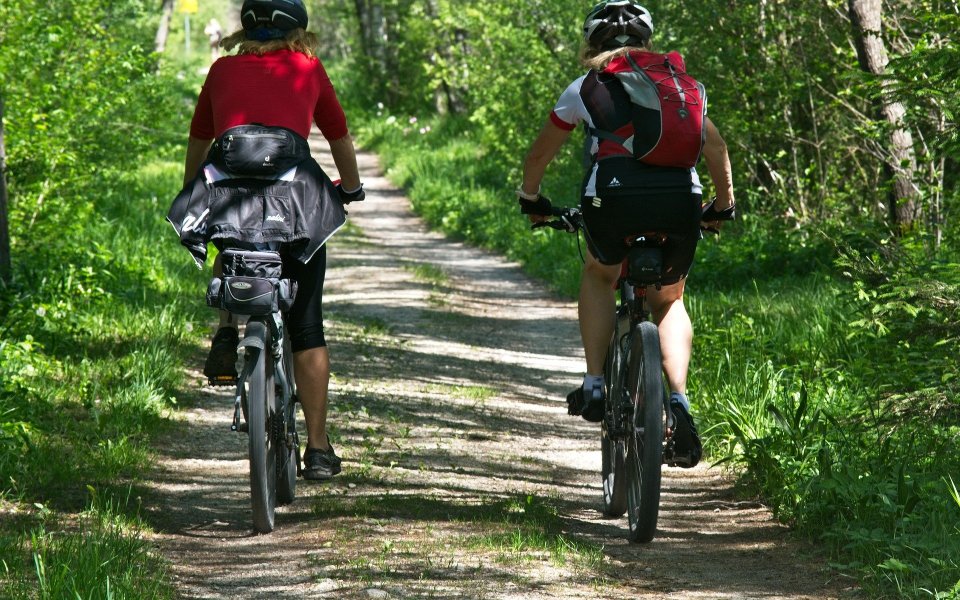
[
  {"xmin": 701, "ymin": 225, "xmax": 720, "ymax": 235},
  {"xmin": 560, "ymin": 215, "xmax": 578, "ymax": 233}
]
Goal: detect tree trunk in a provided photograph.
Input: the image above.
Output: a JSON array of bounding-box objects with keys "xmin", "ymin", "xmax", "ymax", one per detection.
[
  {"xmin": 0, "ymin": 92, "xmax": 11, "ymax": 281},
  {"xmin": 155, "ymin": 0, "xmax": 176, "ymax": 53},
  {"xmin": 353, "ymin": 0, "xmax": 396, "ymax": 103},
  {"xmin": 848, "ymin": 0, "xmax": 920, "ymax": 229},
  {"xmin": 424, "ymin": 0, "xmax": 465, "ymax": 115}
]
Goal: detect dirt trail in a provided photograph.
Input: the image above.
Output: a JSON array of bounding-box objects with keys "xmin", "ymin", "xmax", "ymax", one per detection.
[{"xmin": 145, "ymin": 143, "xmax": 858, "ymax": 599}]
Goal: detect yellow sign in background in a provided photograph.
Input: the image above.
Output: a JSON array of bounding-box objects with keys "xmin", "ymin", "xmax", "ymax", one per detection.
[{"xmin": 178, "ymin": 0, "xmax": 198, "ymax": 14}]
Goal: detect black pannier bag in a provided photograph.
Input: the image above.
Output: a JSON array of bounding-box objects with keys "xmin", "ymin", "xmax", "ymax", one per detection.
[
  {"xmin": 206, "ymin": 249, "xmax": 298, "ymax": 315},
  {"xmin": 209, "ymin": 124, "xmax": 311, "ymax": 176}
]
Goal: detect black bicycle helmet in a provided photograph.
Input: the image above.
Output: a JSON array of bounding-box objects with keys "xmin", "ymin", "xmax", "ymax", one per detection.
[
  {"xmin": 240, "ymin": 0, "xmax": 308, "ymax": 32},
  {"xmin": 583, "ymin": 1, "xmax": 654, "ymax": 50}
]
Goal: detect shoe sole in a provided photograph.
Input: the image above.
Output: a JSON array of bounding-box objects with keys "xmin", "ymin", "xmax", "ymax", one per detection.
[
  {"xmin": 206, "ymin": 375, "xmax": 238, "ymax": 387},
  {"xmin": 302, "ymin": 467, "xmax": 340, "ymax": 481}
]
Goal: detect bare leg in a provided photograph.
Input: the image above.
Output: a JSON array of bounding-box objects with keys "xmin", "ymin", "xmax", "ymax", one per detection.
[
  {"xmin": 293, "ymin": 346, "xmax": 331, "ymax": 451},
  {"xmin": 578, "ymin": 252, "xmax": 621, "ymax": 375},
  {"xmin": 213, "ymin": 253, "xmax": 233, "ymax": 329},
  {"xmin": 646, "ymin": 280, "xmax": 692, "ymax": 394}
]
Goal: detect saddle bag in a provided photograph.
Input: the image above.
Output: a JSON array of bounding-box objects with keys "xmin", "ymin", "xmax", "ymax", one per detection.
[
  {"xmin": 205, "ymin": 249, "xmax": 298, "ymax": 315},
  {"xmin": 626, "ymin": 246, "xmax": 664, "ymax": 287}
]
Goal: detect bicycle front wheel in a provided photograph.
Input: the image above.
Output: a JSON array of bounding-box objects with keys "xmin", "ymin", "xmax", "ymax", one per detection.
[
  {"xmin": 243, "ymin": 322, "xmax": 278, "ymax": 534},
  {"xmin": 624, "ymin": 321, "xmax": 665, "ymax": 543}
]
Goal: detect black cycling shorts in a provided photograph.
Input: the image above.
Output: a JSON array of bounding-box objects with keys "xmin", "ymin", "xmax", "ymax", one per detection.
[
  {"xmin": 581, "ymin": 191, "xmax": 702, "ymax": 285},
  {"xmin": 282, "ymin": 245, "xmax": 327, "ymax": 352}
]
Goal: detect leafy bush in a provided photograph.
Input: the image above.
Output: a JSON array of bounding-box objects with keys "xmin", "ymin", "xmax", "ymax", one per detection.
[{"xmin": 0, "ymin": 0, "xmax": 217, "ymax": 595}]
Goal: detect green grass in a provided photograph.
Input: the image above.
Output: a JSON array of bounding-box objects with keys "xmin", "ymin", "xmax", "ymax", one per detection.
[
  {"xmin": 0, "ymin": 155, "xmax": 208, "ymax": 595},
  {"xmin": 467, "ymin": 494, "xmax": 605, "ymax": 571},
  {"xmin": 311, "ymin": 491, "xmax": 605, "ymax": 587},
  {"xmin": 404, "ymin": 263, "xmax": 450, "ymax": 286},
  {"xmin": 0, "ymin": 490, "xmax": 174, "ymax": 599},
  {"xmin": 420, "ymin": 383, "xmax": 498, "ymax": 408}
]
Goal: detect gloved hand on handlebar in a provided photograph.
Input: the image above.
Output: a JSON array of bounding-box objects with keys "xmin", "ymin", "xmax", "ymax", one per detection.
[
  {"xmin": 700, "ymin": 197, "xmax": 736, "ymax": 234},
  {"xmin": 335, "ymin": 181, "xmax": 366, "ymax": 204},
  {"xmin": 516, "ymin": 187, "xmax": 553, "ymax": 217}
]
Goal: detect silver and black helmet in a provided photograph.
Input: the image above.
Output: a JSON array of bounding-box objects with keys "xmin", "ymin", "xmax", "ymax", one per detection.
[
  {"xmin": 583, "ymin": 1, "xmax": 653, "ymax": 50},
  {"xmin": 240, "ymin": 0, "xmax": 308, "ymax": 32}
]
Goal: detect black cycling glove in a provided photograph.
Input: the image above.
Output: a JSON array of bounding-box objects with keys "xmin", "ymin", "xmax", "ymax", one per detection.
[
  {"xmin": 518, "ymin": 194, "xmax": 553, "ymax": 216},
  {"xmin": 701, "ymin": 197, "xmax": 736, "ymax": 222},
  {"xmin": 336, "ymin": 183, "xmax": 366, "ymax": 204}
]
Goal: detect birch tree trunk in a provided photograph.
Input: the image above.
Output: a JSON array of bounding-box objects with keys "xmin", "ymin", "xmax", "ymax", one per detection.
[
  {"xmin": 155, "ymin": 0, "xmax": 176, "ymax": 54},
  {"xmin": 848, "ymin": 0, "xmax": 920, "ymax": 229},
  {"xmin": 353, "ymin": 0, "xmax": 397, "ymax": 103},
  {"xmin": 0, "ymin": 92, "xmax": 11, "ymax": 280}
]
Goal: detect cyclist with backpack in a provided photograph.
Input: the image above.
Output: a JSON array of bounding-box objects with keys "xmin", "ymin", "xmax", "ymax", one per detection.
[
  {"xmin": 517, "ymin": 1, "xmax": 736, "ymax": 467},
  {"xmin": 178, "ymin": 0, "xmax": 364, "ymax": 481}
]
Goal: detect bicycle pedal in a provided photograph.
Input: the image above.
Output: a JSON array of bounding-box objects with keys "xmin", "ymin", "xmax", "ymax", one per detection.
[
  {"xmin": 207, "ymin": 375, "xmax": 238, "ymax": 387},
  {"xmin": 237, "ymin": 422, "xmax": 249, "ymax": 433}
]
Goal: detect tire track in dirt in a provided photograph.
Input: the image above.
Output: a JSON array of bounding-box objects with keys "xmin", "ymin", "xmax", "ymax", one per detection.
[{"xmin": 144, "ymin": 141, "xmax": 859, "ymax": 599}]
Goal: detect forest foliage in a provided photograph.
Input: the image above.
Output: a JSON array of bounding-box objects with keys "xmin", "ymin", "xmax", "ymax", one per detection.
[
  {"xmin": 0, "ymin": 0, "xmax": 957, "ymax": 598},
  {"xmin": 0, "ymin": 1, "xmax": 206, "ymax": 596}
]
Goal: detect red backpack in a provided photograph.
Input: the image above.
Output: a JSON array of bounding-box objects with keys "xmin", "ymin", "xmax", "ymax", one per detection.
[{"xmin": 593, "ymin": 51, "xmax": 707, "ymax": 169}]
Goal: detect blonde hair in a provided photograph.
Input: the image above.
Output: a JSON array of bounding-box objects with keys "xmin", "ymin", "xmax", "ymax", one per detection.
[
  {"xmin": 579, "ymin": 41, "xmax": 652, "ymax": 71},
  {"xmin": 220, "ymin": 28, "xmax": 320, "ymax": 58}
]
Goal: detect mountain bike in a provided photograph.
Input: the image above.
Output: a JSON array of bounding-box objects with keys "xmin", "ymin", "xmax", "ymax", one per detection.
[
  {"xmin": 206, "ymin": 247, "xmax": 301, "ymax": 534},
  {"xmin": 536, "ymin": 205, "xmax": 719, "ymax": 543}
]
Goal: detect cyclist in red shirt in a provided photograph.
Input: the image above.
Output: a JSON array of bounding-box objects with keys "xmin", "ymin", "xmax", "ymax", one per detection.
[
  {"xmin": 182, "ymin": 0, "xmax": 362, "ymax": 481},
  {"xmin": 518, "ymin": 1, "xmax": 736, "ymax": 467}
]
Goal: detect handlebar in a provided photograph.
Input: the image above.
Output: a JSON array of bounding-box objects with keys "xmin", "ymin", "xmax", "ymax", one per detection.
[
  {"xmin": 531, "ymin": 199, "xmax": 735, "ymax": 235},
  {"xmin": 531, "ymin": 206, "xmax": 583, "ymax": 233}
]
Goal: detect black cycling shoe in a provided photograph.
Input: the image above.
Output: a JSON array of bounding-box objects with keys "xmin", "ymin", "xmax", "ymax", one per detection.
[
  {"xmin": 204, "ymin": 327, "xmax": 239, "ymax": 386},
  {"xmin": 566, "ymin": 384, "xmax": 605, "ymax": 423},
  {"xmin": 302, "ymin": 445, "xmax": 342, "ymax": 481},
  {"xmin": 667, "ymin": 397, "xmax": 702, "ymax": 468}
]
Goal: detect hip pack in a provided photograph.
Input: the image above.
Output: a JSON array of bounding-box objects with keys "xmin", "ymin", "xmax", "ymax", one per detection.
[
  {"xmin": 592, "ymin": 51, "xmax": 707, "ymax": 169},
  {"xmin": 209, "ymin": 124, "xmax": 310, "ymax": 176}
]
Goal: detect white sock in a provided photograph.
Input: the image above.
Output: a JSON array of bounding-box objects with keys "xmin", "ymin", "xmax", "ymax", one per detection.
[
  {"xmin": 583, "ymin": 374, "xmax": 605, "ymax": 400},
  {"xmin": 671, "ymin": 391, "xmax": 690, "ymax": 412}
]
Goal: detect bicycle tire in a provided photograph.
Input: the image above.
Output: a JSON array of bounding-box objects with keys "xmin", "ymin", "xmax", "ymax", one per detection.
[
  {"xmin": 244, "ymin": 322, "xmax": 278, "ymax": 534},
  {"xmin": 624, "ymin": 320, "xmax": 665, "ymax": 543},
  {"xmin": 276, "ymin": 334, "xmax": 298, "ymax": 506},
  {"xmin": 601, "ymin": 309, "xmax": 629, "ymax": 517}
]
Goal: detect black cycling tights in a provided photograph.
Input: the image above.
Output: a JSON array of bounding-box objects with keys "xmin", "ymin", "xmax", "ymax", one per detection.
[{"xmin": 282, "ymin": 245, "xmax": 327, "ymax": 352}]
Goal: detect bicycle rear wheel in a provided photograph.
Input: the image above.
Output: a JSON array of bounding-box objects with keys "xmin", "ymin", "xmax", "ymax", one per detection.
[
  {"xmin": 624, "ymin": 321, "xmax": 665, "ymax": 543},
  {"xmin": 276, "ymin": 333, "xmax": 298, "ymax": 506},
  {"xmin": 601, "ymin": 311, "xmax": 629, "ymax": 517},
  {"xmin": 243, "ymin": 322, "xmax": 278, "ymax": 533}
]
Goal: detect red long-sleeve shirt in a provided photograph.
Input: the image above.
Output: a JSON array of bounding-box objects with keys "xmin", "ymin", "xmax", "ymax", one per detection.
[{"xmin": 189, "ymin": 49, "xmax": 348, "ymax": 141}]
